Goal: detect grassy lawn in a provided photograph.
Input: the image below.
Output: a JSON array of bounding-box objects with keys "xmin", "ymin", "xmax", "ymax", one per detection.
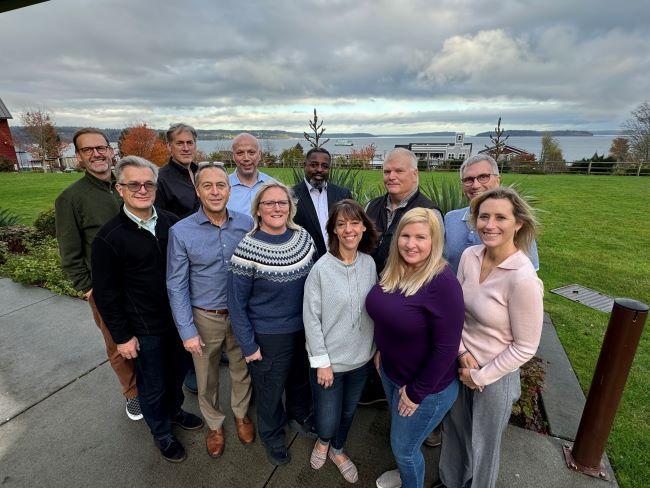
[{"xmin": 1, "ymin": 170, "xmax": 648, "ymax": 487}]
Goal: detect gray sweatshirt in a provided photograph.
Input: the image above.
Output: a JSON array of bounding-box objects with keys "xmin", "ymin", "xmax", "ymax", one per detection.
[{"xmin": 303, "ymin": 252, "xmax": 377, "ymax": 373}]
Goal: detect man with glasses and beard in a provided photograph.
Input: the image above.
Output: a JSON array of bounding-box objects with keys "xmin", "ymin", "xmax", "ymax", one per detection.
[
  {"xmin": 293, "ymin": 147, "xmax": 352, "ymax": 260},
  {"xmin": 55, "ymin": 128, "xmax": 141, "ymax": 422}
]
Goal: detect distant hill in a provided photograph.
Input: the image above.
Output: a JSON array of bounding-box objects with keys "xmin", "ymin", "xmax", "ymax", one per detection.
[{"xmin": 474, "ymin": 130, "xmax": 593, "ymax": 137}]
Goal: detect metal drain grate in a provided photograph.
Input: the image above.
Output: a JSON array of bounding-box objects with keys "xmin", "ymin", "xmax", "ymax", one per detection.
[{"xmin": 550, "ymin": 284, "xmax": 614, "ymax": 313}]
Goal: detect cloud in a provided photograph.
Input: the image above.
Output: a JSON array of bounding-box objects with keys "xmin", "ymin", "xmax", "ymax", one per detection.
[{"xmin": 0, "ymin": 0, "xmax": 648, "ymax": 132}]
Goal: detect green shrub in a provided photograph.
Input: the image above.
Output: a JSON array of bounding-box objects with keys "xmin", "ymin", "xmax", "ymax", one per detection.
[
  {"xmin": 0, "ymin": 156, "xmax": 15, "ymax": 172},
  {"xmin": 510, "ymin": 356, "xmax": 547, "ymax": 433},
  {"xmin": 0, "ymin": 225, "xmax": 41, "ymax": 253},
  {"xmin": 0, "ymin": 208, "xmax": 21, "ymax": 227},
  {"xmin": 420, "ymin": 178, "xmax": 468, "ymax": 215},
  {"xmin": 34, "ymin": 207, "xmax": 57, "ymax": 237},
  {"xmin": 0, "ymin": 241, "xmax": 8, "ymax": 265},
  {"xmin": 0, "ymin": 236, "xmax": 82, "ymax": 297}
]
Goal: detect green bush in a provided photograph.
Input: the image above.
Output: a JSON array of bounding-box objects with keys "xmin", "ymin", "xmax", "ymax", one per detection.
[
  {"xmin": 420, "ymin": 178, "xmax": 467, "ymax": 215},
  {"xmin": 0, "ymin": 208, "xmax": 21, "ymax": 227},
  {"xmin": 0, "ymin": 156, "xmax": 15, "ymax": 172},
  {"xmin": 34, "ymin": 207, "xmax": 57, "ymax": 237},
  {"xmin": 0, "ymin": 236, "xmax": 82, "ymax": 297},
  {"xmin": 0, "ymin": 225, "xmax": 41, "ymax": 253}
]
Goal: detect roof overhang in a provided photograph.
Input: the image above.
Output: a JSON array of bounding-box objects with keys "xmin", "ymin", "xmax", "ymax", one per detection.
[{"xmin": 0, "ymin": 0, "xmax": 49, "ymax": 14}]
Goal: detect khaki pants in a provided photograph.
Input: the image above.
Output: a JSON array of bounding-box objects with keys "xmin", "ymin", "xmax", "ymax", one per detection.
[
  {"xmin": 88, "ymin": 294, "xmax": 138, "ymax": 399},
  {"xmin": 192, "ymin": 308, "xmax": 252, "ymax": 430}
]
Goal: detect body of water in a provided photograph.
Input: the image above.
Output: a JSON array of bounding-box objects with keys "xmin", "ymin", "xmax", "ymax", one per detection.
[{"xmin": 197, "ymin": 135, "xmax": 620, "ymax": 162}]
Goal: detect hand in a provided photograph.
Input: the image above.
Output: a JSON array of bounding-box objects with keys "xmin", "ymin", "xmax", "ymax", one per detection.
[
  {"xmin": 373, "ymin": 351, "xmax": 381, "ymax": 373},
  {"xmin": 458, "ymin": 368, "xmax": 483, "ymax": 391},
  {"xmin": 117, "ymin": 337, "xmax": 139, "ymax": 359},
  {"xmin": 459, "ymin": 351, "xmax": 479, "ymax": 370},
  {"xmin": 316, "ymin": 367, "xmax": 334, "ymax": 388},
  {"xmin": 183, "ymin": 335, "xmax": 205, "ymax": 356},
  {"xmin": 398, "ymin": 385, "xmax": 419, "ymax": 417},
  {"xmin": 245, "ymin": 348, "xmax": 262, "ymax": 363},
  {"xmin": 84, "ymin": 289, "xmax": 93, "ymax": 301}
]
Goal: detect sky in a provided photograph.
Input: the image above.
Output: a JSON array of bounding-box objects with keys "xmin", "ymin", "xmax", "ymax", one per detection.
[{"xmin": 1, "ymin": 0, "xmax": 649, "ymax": 134}]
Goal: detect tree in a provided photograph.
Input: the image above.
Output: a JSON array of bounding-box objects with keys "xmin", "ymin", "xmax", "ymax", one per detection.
[
  {"xmin": 303, "ymin": 109, "xmax": 330, "ymax": 148},
  {"xmin": 484, "ymin": 117, "xmax": 510, "ymax": 171},
  {"xmin": 539, "ymin": 133, "xmax": 563, "ymax": 162},
  {"xmin": 118, "ymin": 123, "xmax": 169, "ymax": 166},
  {"xmin": 622, "ymin": 102, "xmax": 650, "ymax": 162},
  {"xmin": 609, "ymin": 137, "xmax": 630, "ymax": 161},
  {"xmin": 19, "ymin": 110, "xmax": 69, "ymax": 169},
  {"xmin": 350, "ymin": 143, "xmax": 376, "ymax": 168},
  {"xmin": 279, "ymin": 143, "xmax": 305, "ymax": 167}
]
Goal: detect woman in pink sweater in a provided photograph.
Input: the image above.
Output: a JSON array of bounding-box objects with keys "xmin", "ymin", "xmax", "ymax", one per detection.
[{"xmin": 439, "ymin": 187, "xmax": 544, "ymax": 488}]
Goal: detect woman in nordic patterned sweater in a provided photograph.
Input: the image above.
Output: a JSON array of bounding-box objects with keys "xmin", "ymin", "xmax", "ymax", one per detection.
[{"xmin": 228, "ymin": 181, "xmax": 316, "ymax": 467}]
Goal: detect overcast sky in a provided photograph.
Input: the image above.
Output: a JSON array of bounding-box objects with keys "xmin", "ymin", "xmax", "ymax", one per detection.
[{"xmin": 1, "ymin": 0, "xmax": 648, "ymax": 134}]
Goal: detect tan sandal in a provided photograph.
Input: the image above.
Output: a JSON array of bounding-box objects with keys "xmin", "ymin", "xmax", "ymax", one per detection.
[
  {"xmin": 310, "ymin": 441, "xmax": 329, "ymax": 469},
  {"xmin": 329, "ymin": 450, "xmax": 358, "ymax": 483}
]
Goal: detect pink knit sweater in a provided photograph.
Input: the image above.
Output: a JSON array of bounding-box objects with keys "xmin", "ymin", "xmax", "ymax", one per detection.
[{"xmin": 458, "ymin": 245, "xmax": 544, "ymax": 387}]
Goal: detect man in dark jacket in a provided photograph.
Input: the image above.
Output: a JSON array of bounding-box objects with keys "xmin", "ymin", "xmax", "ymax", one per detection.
[
  {"xmin": 293, "ymin": 147, "xmax": 352, "ymax": 260},
  {"xmin": 155, "ymin": 122, "xmax": 201, "ymax": 392},
  {"xmin": 55, "ymin": 128, "xmax": 141, "ymax": 421},
  {"xmin": 92, "ymin": 156, "xmax": 203, "ymax": 463},
  {"xmin": 365, "ymin": 147, "xmax": 442, "ymax": 274}
]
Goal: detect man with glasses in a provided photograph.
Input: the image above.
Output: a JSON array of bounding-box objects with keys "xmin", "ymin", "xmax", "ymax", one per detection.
[
  {"xmin": 92, "ymin": 156, "xmax": 203, "ymax": 463},
  {"xmin": 167, "ymin": 162, "xmax": 255, "ymax": 459},
  {"xmin": 55, "ymin": 128, "xmax": 141, "ymax": 421},
  {"xmin": 444, "ymin": 154, "xmax": 539, "ymax": 273},
  {"xmin": 227, "ymin": 133, "xmax": 274, "ymax": 216},
  {"xmin": 155, "ymin": 122, "xmax": 201, "ymax": 393},
  {"xmin": 293, "ymin": 147, "xmax": 352, "ymax": 260}
]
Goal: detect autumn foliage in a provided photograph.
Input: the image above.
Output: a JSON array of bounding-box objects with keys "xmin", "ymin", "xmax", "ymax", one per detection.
[
  {"xmin": 19, "ymin": 110, "xmax": 69, "ymax": 163},
  {"xmin": 349, "ymin": 144, "xmax": 376, "ymax": 168},
  {"xmin": 118, "ymin": 124, "xmax": 169, "ymax": 166}
]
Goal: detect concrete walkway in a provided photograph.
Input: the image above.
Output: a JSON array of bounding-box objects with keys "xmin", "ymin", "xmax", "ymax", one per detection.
[{"xmin": 0, "ymin": 278, "xmax": 617, "ymax": 487}]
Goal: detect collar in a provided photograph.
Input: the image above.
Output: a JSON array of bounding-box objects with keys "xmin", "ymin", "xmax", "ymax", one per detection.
[
  {"xmin": 385, "ymin": 188, "xmax": 418, "ymax": 210},
  {"xmin": 123, "ymin": 205, "xmax": 158, "ymax": 228},
  {"xmin": 196, "ymin": 206, "xmax": 232, "ymax": 226},
  {"xmin": 229, "ymin": 170, "xmax": 269, "ymax": 186},
  {"xmin": 304, "ymin": 178, "xmax": 327, "ymax": 193},
  {"xmin": 472, "ymin": 245, "xmax": 530, "ymax": 270},
  {"xmin": 169, "ymin": 158, "xmax": 197, "ymax": 174},
  {"xmin": 84, "ymin": 170, "xmax": 115, "ymax": 189},
  {"xmin": 461, "ymin": 206, "xmax": 471, "ymax": 222}
]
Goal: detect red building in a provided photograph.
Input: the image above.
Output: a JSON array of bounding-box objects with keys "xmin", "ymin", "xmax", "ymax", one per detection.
[{"xmin": 0, "ymin": 98, "xmax": 18, "ymax": 166}]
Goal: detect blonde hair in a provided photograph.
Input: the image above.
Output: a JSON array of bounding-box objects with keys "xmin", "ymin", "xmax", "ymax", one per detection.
[
  {"xmin": 250, "ymin": 181, "xmax": 300, "ymax": 233},
  {"xmin": 469, "ymin": 187, "xmax": 539, "ymax": 255},
  {"xmin": 379, "ymin": 208, "xmax": 446, "ymax": 297}
]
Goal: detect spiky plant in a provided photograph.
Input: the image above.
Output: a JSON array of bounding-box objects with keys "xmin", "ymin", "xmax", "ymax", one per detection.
[
  {"xmin": 0, "ymin": 208, "xmax": 21, "ymax": 227},
  {"xmin": 290, "ymin": 167, "xmax": 383, "ymax": 207}
]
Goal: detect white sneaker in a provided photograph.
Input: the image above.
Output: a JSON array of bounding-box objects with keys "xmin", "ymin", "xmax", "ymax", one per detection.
[
  {"xmin": 125, "ymin": 396, "xmax": 143, "ymax": 420},
  {"xmin": 376, "ymin": 469, "xmax": 402, "ymax": 488}
]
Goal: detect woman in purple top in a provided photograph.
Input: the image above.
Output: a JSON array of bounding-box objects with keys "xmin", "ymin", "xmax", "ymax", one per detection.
[{"xmin": 366, "ymin": 208, "xmax": 465, "ymax": 488}]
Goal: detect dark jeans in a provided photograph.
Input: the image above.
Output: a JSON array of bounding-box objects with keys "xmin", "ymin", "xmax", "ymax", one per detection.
[
  {"xmin": 134, "ymin": 333, "xmax": 190, "ymax": 439},
  {"xmin": 311, "ymin": 361, "xmax": 372, "ymax": 452},
  {"xmin": 249, "ymin": 330, "xmax": 312, "ymax": 451}
]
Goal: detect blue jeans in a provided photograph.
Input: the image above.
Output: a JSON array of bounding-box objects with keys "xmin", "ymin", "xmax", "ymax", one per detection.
[
  {"xmin": 134, "ymin": 333, "xmax": 190, "ymax": 439},
  {"xmin": 311, "ymin": 361, "xmax": 372, "ymax": 452},
  {"xmin": 381, "ymin": 368, "xmax": 459, "ymax": 488}
]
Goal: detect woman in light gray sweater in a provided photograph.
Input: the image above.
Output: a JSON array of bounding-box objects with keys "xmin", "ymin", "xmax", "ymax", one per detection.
[{"xmin": 303, "ymin": 199, "xmax": 379, "ymax": 483}]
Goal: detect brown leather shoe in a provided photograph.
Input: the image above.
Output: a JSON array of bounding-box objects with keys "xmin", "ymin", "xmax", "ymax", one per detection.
[
  {"xmin": 234, "ymin": 416, "xmax": 255, "ymax": 445},
  {"xmin": 206, "ymin": 428, "xmax": 225, "ymax": 458}
]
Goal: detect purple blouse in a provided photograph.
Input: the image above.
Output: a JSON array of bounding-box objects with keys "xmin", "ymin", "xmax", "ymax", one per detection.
[{"xmin": 366, "ymin": 265, "xmax": 464, "ymax": 403}]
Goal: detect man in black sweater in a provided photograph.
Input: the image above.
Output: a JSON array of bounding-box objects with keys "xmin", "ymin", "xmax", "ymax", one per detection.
[
  {"xmin": 293, "ymin": 147, "xmax": 352, "ymax": 260},
  {"xmin": 92, "ymin": 156, "xmax": 203, "ymax": 463}
]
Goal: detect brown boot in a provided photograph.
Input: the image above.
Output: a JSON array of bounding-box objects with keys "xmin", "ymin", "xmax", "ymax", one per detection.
[
  {"xmin": 206, "ymin": 428, "xmax": 225, "ymax": 458},
  {"xmin": 234, "ymin": 416, "xmax": 255, "ymax": 445}
]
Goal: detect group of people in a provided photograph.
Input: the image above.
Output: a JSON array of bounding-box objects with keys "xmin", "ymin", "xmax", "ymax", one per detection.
[{"xmin": 55, "ymin": 124, "xmax": 544, "ymax": 488}]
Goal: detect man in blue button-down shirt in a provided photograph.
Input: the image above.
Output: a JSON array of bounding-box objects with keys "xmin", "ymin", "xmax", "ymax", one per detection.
[
  {"xmin": 167, "ymin": 162, "xmax": 255, "ymax": 458},
  {"xmin": 444, "ymin": 154, "xmax": 539, "ymax": 274}
]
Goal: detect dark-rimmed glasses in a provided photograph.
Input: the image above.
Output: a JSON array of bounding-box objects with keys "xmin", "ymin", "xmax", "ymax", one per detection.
[
  {"xmin": 77, "ymin": 145, "xmax": 111, "ymax": 156},
  {"xmin": 461, "ymin": 173, "xmax": 497, "ymax": 186},
  {"xmin": 118, "ymin": 181, "xmax": 157, "ymax": 193},
  {"xmin": 259, "ymin": 200, "xmax": 289, "ymax": 209}
]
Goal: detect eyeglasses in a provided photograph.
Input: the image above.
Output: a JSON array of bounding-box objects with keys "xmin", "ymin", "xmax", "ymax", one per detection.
[
  {"xmin": 78, "ymin": 145, "xmax": 111, "ymax": 156},
  {"xmin": 259, "ymin": 200, "xmax": 289, "ymax": 209},
  {"xmin": 461, "ymin": 173, "xmax": 496, "ymax": 186},
  {"xmin": 118, "ymin": 181, "xmax": 157, "ymax": 193}
]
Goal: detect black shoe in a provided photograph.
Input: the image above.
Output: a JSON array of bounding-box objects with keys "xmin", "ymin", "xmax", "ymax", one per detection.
[
  {"xmin": 172, "ymin": 410, "xmax": 204, "ymax": 430},
  {"xmin": 266, "ymin": 446, "xmax": 291, "ymax": 466},
  {"xmin": 288, "ymin": 417, "xmax": 318, "ymax": 439},
  {"xmin": 154, "ymin": 435, "xmax": 187, "ymax": 463},
  {"xmin": 220, "ymin": 350, "xmax": 229, "ymax": 365}
]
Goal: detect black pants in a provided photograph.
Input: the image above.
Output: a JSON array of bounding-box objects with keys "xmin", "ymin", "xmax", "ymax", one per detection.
[
  {"xmin": 134, "ymin": 333, "xmax": 190, "ymax": 439},
  {"xmin": 249, "ymin": 330, "xmax": 312, "ymax": 451}
]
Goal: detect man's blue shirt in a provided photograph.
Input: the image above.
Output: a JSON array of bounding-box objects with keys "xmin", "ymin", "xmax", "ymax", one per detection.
[
  {"xmin": 226, "ymin": 170, "xmax": 274, "ymax": 216},
  {"xmin": 167, "ymin": 206, "xmax": 253, "ymax": 340},
  {"xmin": 444, "ymin": 206, "xmax": 539, "ymax": 274}
]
